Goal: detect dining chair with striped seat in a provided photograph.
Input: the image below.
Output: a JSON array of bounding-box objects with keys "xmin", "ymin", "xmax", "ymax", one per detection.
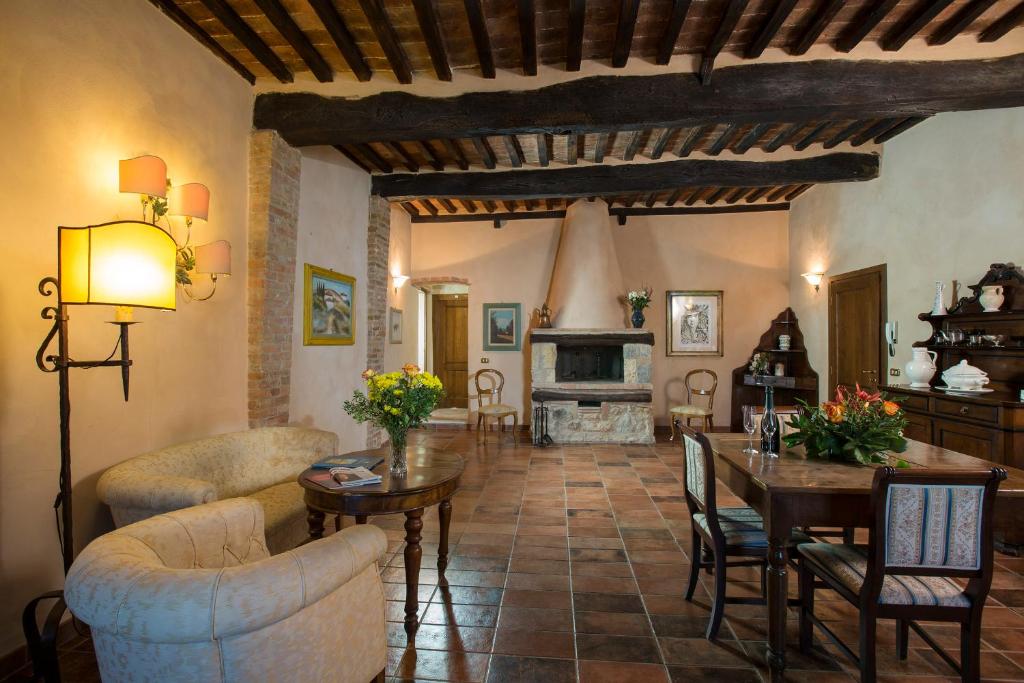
[
  {"xmin": 677, "ymin": 422, "xmax": 811, "ymax": 640},
  {"xmin": 797, "ymin": 466, "xmax": 1006, "ymax": 683}
]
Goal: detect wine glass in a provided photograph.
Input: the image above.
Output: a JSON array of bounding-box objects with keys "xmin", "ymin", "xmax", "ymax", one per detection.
[
  {"xmin": 763, "ymin": 417, "xmax": 778, "ymax": 458},
  {"xmin": 742, "ymin": 405, "xmax": 758, "ymax": 454}
]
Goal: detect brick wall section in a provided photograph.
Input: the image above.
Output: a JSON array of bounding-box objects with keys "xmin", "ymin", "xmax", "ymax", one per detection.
[
  {"xmin": 247, "ymin": 130, "xmax": 301, "ymax": 427},
  {"xmin": 365, "ymin": 194, "xmax": 391, "ymax": 447}
]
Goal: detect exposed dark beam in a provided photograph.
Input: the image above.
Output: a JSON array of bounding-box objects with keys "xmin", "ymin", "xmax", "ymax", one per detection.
[
  {"xmin": 725, "ymin": 187, "xmax": 750, "ymax": 203},
  {"xmin": 657, "ymin": 0, "xmax": 694, "ymax": 64},
  {"xmin": 357, "ymin": 0, "xmax": 413, "ymax": 83},
  {"xmin": 650, "ymin": 128, "xmax": 678, "ymax": 160},
  {"xmin": 622, "ymin": 130, "xmax": 646, "ymax": 161},
  {"xmin": 255, "ymin": 54, "xmax": 1024, "ymax": 145},
  {"xmin": 744, "ymin": 186, "xmax": 773, "ymax": 202},
  {"xmin": 402, "ymin": 201, "xmax": 420, "ymax": 216},
  {"xmin": 482, "ymin": 200, "xmax": 498, "ymax": 212},
  {"xmin": 567, "ymin": 133, "xmax": 580, "ymax": 165},
  {"xmin": 707, "ymin": 124, "xmax": 743, "ymax": 156},
  {"xmin": 930, "ymin": 0, "xmax": 998, "ymax": 45},
  {"xmin": 422, "ymin": 199, "xmax": 440, "ymax": 216},
  {"xmin": 791, "ymin": 0, "xmax": 844, "ymax": 55},
  {"xmin": 148, "ymin": 0, "xmax": 256, "ymax": 83},
  {"xmin": 610, "ymin": 203, "xmax": 790, "ymax": 219},
  {"xmin": 419, "ymin": 140, "xmax": 446, "ymax": 171},
  {"xmin": 792, "ymin": 121, "xmax": 831, "ymax": 151},
  {"xmin": 518, "ymin": 0, "xmax": 538, "ymax": 75},
  {"xmin": 386, "ymin": 141, "xmax": 420, "ymax": 172},
  {"xmin": 664, "ymin": 188, "xmax": 685, "ymax": 206},
  {"xmin": 746, "ymin": 0, "xmax": 798, "ymax": 58},
  {"xmin": 881, "ymin": 0, "xmax": 955, "ymax": 51},
  {"xmin": 785, "ymin": 184, "xmax": 813, "ymax": 200},
  {"xmin": 442, "ymin": 139, "xmax": 470, "ymax": 170},
  {"xmin": 873, "ymin": 116, "xmax": 927, "ymax": 143},
  {"xmin": 567, "ymin": 0, "xmax": 586, "ymax": 71},
  {"xmin": 701, "ymin": 0, "xmax": 750, "ymax": 85},
  {"xmin": 356, "ymin": 143, "xmax": 393, "ymax": 173},
  {"xmin": 254, "ymin": 0, "xmax": 333, "ymax": 81},
  {"xmin": 413, "ymin": 0, "xmax": 452, "ymax": 81},
  {"xmin": 536, "ymin": 134, "xmax": 550, "ymax": 167},
  {"xmin": 472, "ymin": 137, "xmax": 497, "ymax": 169},
  {"xmin": 438, "ymin": 197, "xmax": 458, "ymax": 213},
  {"xmin": 613, "ymin": 0, "xmax": 642, "ymax": 68},
  {"xmin": 461, "ymin": 199, "xmax": 479, "ymax": 213},
  {"xmin": 504, "ymin": 135, "xmax": 525, "ymax": 168},
  {"xmin": 850, "ymin": 118, "xmax": 901, "ymax": 145},
  {"xmin": 684, "ymin": 187, "xmax": 709, "ymax": 206},
  {"xmin": 676, "ymin": 125, "xmax": 712, "ymax": 157},
  {"xmin": 823, "ymin": 120, "xmax": 870, "ymax": 148},
  {"xmin": 414, "ymin": 210, "xmax": 566, "ymax": 223},
  {"xmin": 411, "ymin": 202, "xmax": 791, "ymax": 223},
  {"xmin": 198, "ymin": 0, "xmax": 292, "ymax": 82},
  {"xmin": 307, "ymin": 0, "xmax": 371, "ymax": 81},
  {"xmin": 705, "ymin": 187, "xmax": 730, "ymax": 204},
  {"xmin": 643, "ymin": 193, "xmax": 658, "ymax": 208},
  {"xmin": 593, "ymin": 133, "xmax": 607, "ymax": 163},
  {"xmin": 836, "ymin": 0, "xmax": 899, "ymax": 52},
  {"xmin": 463, "ymin": 0, "xmax": 496, "ymax": 77},
  {"xmin": 979, "ymin": 1, "xmax": 1024, "ymax": 41},
  {"xmin": 333, "ymin": 145, "xmax": 371, "ymax": 173},
  {"xmin": 763, "ymin": 123, "xmax": 804, "ymax": 152},
  {"xmin": 733, "ymin": 123, "xmax": 771, "ymax": 154},
  {"xmin": 766, "ymin": 185, "xmax": 794, "ymax": 201},
  {"xmin": 372, "ymin": 153, "xmax": 879, "ymax": 200}
]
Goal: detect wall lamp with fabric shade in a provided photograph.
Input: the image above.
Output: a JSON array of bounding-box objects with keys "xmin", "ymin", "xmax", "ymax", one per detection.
[
  {"xmin": 801, "ymin": 271, "xmax": 825, "ymax": 292},
  {"xmin": 167, "ymin": 182, "xmax": 210, "ymax": 223},
  {"xmin": 24, "ymin": 220, "xmax": 177, "ymax": 677},
  {"xmin": 119, "ymin": 155, "xmax": 167, "ymax": 197}
]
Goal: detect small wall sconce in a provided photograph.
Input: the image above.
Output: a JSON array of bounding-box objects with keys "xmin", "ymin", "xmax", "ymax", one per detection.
[
  {"xmin": 801, "ymin": 271, "xmax": 825, "ymax": 292},
  {"xmin": 392, "ymin": 274, "xmax": 409, "ymax": 294}
]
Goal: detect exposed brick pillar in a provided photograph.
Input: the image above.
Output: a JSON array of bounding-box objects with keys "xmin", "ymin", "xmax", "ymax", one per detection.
[
  {"xmin": 248, "ymin": 130, "xmax": 301, "ymax": 427},
  {"xmin": 366, "ymin": 194, "xmax": 391, "ymax": 447}
]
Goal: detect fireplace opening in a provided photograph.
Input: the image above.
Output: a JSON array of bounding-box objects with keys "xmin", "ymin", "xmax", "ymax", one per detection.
[{"xmin": 556, "ymin": 345, "xmax": 624, "ymax": 382}]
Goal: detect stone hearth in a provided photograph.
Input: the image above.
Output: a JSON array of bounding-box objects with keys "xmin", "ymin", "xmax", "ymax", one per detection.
[{"xmin": 530, "ymin": 329, "xmax": 654, "ymax": 444}]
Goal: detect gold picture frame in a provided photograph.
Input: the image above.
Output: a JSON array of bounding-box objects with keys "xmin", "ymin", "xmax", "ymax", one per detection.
[
  {"xmin": 303, "ymin": 264, "xmax": 355, "ymax": 346},
  {"xmin": 666, "ymin": 290, "xmax": 723, "ymax": 356}
]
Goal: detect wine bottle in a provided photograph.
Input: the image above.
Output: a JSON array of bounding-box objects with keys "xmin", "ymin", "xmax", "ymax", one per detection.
[{"xmin": 760, "ymin": 385, "xmax": 780, "ymax": 454}]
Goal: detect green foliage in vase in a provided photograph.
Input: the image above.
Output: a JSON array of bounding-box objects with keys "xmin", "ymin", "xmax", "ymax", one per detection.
[{"xmin": 783, "ymin": 384, "xmax": 908, "ymax": 465}]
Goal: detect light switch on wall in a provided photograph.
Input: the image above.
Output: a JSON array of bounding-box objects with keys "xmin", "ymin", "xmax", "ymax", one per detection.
[
  {"xmin": 889, "ymin": 368, "xmax": 901, "ymax": 377},
  {"xmin": 480, "ymin": 358, "xmax": 490, "ymax": 364}
]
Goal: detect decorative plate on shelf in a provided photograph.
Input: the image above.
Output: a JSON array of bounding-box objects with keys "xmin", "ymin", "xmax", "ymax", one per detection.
[{"xmin": 935, "ymin": 385, "xmax": 995, "ymax": 394}]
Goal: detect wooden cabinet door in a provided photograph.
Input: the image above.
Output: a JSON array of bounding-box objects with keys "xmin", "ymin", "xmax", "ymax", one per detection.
[
  {"xmin": 432, "ymin": 294, "xmax": 468, "ymax": 408},
  {"xmin": 903, "ymin": 412, "xmax": 933, "ymax": 444},
  {"xmin": 828, "ymin": 265, "xmax": 886, "ymax": 393},
  {"xmin": 934, "ymin": 419, "xmax": 1004, "ymax": 463}
]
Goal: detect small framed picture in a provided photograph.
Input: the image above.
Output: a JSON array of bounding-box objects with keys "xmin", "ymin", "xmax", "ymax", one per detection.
[
  {"xmin": 389, "ymin": 307, "xmax": 403, "ymax": 344},
  {"xmin": 666, "ymin": 290, "xmax": 723, "ymax": 356},
  {"xmin": 483, "ymin": 303, "xmax": 521, "ymax": 351},
  {"xmin": 303, "ymin": 264, "xmax": 355, "ymax": 346}
]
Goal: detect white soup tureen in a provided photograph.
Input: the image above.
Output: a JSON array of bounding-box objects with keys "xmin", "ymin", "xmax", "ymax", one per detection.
[{"xmin": 940, "ymin": 360, "xmax": 990, "ymax": 390}]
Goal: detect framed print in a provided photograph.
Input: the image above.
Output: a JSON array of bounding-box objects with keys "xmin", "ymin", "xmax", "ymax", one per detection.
[
  {"xmin": 483, "ymin": 303, "xmax": 521, "ymax": 351},
  {"xmin": 303, "ymin": 264, "xmax": 355, "ymax": 346},
  {"xmin": 389, "ymin": 307, "xmax": 403, "ymax": 344},
  {"xmin": 666, "ymin": 290, "xmax": 723, "ymax": 356}
]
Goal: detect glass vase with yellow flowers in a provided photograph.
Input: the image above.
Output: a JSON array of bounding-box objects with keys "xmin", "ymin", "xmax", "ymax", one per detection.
[
  {"xmin": 783, "ymin": 384, "xmax": 908, "ymax": 465},
  {"xmin": 344, "ymin": 364, "xmax": 445, "ymax": 475}
]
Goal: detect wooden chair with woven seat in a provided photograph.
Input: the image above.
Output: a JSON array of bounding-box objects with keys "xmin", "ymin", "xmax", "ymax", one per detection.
[
  {"xmin": 670, "ymin": 369, "xmax": 717, "ymax": 440},
  {"xmin": 473, "ymin": 368, "xmax": 518, "ymax": 445},
  {"xmin": 677, "ymin": 422, "xmax": 811, "ymax": 640},
  {"xmin": 797, "ymin": 466, "xmax": 1006, "ymax": 683}
]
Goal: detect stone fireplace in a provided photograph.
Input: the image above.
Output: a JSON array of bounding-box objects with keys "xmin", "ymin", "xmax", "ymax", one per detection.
[{"xmin": 531, "ymin": 329, "xmax": 655, "ymax": 444}]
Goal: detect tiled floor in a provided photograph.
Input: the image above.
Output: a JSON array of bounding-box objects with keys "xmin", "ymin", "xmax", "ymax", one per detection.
[{"xmin": 9, "ymin": 429, "xmax": 1024, "ymax": 682}]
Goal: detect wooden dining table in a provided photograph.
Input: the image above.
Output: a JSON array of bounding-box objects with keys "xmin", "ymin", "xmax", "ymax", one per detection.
[{"xmin": 705, "ymin": 433, "xmax": 1024, "ymax": 682}]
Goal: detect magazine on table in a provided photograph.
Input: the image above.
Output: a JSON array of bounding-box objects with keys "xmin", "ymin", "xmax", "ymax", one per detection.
[
  {"xmin": 311, "ymin": 454, "xmax": 385, "ymax": 470},
  {"xmin": 308, "ymin": 466, "xmax": 382, "ymax": 490}
]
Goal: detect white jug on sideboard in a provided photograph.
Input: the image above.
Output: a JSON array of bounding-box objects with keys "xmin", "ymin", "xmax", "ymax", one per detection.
[{"xmin": 905, "ymin": 348, "xmax": 938, "ymax": 388}]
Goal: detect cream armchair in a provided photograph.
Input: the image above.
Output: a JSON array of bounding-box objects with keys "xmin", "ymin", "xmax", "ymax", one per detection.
[
  {"xmin": 65, "ymin": 498, "xmax": 387, "ymax": 683},
  {"xmin": 97, "ymin": 427, "xmax": 337, "ymax": 554}
]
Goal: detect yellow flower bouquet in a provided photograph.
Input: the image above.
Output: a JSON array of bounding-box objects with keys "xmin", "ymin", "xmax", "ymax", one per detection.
[{"xmin": 343, "ymin": 364, "xmax": 444, "ymax": 474}]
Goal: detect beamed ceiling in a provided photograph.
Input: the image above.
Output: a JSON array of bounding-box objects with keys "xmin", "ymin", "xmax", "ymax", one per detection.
[{"xmin": 150, "ymin": 0, "xmax": 1024, "ymax": 222}]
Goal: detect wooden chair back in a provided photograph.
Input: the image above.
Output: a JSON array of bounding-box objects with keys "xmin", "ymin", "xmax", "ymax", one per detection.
[
  {"xmin": 685, "ymin": 369, "xmax": 718, "ymax": 412},
  {"xmin": 864, "ymin": 466, "xmax": 1006, "ymax": 606},
  {"xmin": 473, "ymin": 369, "xmax": 505, "ymax": 406},
  {"xmin": 676, "ymin": 422, "xmax": 725, "ymax": 540}
]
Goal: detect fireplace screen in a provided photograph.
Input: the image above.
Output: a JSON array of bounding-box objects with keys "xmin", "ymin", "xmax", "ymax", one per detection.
[{"xmin": 555, "ymin": 345, "xmax": 624, "ymax": 382}]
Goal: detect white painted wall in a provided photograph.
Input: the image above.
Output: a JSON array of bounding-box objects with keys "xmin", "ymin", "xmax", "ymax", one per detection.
[
  {"xmin": 789, "ymin": 109, "xmax": 1024, "ymax": 401},
  {"xmin": 383, "ymin": 206, "xmax": 419, "ymax": 371},
  {"xmin": 0, "ymin": 0, "xmax": 252, "ymax": 655}
]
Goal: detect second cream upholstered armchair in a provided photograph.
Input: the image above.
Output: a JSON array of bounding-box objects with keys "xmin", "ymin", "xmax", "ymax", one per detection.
[
  {"xmin": 65, "ymin": 498, "xmax": 388, "ymax": 683},
  {"xmin": 97, "ymin": 427, "xmax": 338, "ymax": 554}
]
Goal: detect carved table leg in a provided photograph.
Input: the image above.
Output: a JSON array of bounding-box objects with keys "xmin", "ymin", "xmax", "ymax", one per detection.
[
  {"xmin": 766, "ymin": 527, "xmax": 790, "ymax": 681},
  {"xmin": 307, "ymin": 507, "xmax": 326, "ymax": 541},
  {"xmin": 404, "ymin": 508, "xmax": 424, "ymax": 640},
  {"xmin": 438, "ymin": 498, "xmax": 452, "ymax": 587}
]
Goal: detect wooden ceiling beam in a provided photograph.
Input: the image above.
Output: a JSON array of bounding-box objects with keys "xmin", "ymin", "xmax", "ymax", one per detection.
[
  {"xmin": 536, "ymin": 134, "xmax": 550, "ymax": 167},
  {"xmin": 836, "ymin": 0, "xmax": 899, "ymax": 52},
  {"xmin": 793, "ymin": 121, "xmax": 831, "ymax": 151},
  {"xmin": 676, "ymin": 125, "xmax": 712, "ymax": 157},
  {"xmin": 930, "ymin": 0, "xmax": 998, "ymax": 45},
  {"xmin": 850, "ymin": 118, "xmax": 901, "ymax": 145},
  {"xmin": 980, "ymin": 1, "xmax": 1024, "ymax": 41},
  {"xmin": 357, "ymin": 0, "xmax": 413, "ymax": 84},
  {"xmin": 744, "ymin": 186, "xmax": 773, "ymax": 202},
  {"xmin": 463, "ymin": 0, "xmax": 496, "ymax": 78},
  {"xmin": 664, "ymin": 188, "xmax": 685, "ymax": 206},
  {"xmin": 707, "ymin": 124, "xmax": 743, "ymax": 155},
  {"xmin": 823, "ymin": 120, "xmax": 870, "ymax": 148},
  {"xmin": 873, "ymin": 116, "xmax": 927, "ymax": 143},
  {"xmin": 419, "ymin": 140, "xmax": 446, "ymax": 171},
  {"xmin": 746, "ymin": 0, "xmax": 798, "ymax": 58},
  {"xmin": 198, "ymin": 0, "xmax": 292, "ymax": 82},
  {"xmin": 649, "ymin": 128, "xmax": 678, "ymax": 160},
  {"xmin": 333, "ymin": 145, "xmax": 371, "ymax": 173},
  {"xmin": 401, "ymin": 201, "xmax": 420, "ymax": 216},
  {"xmin": 791, "ymin": 0, "xmax": 844, "ymax": 55},
  {"xmin": 656, "ymin": 0, "xmax": 694, "ymax": 64},
  {"xmin": 592, "ymin": 133, "xmax": 607, "ymax": 163},
  {"xmin": 881, "ymin": 0, "xmax": 955, "ymax": 51},
  {"xmin": 684, "ymin": 187, "xmax": 708, "ymax": 206},
  {"xmin": 442, "ymin": 139, "xmax": 470, "ymax": 170},
  {"xmin": 307, "ymin": 0, "xmax": 371, "ymax": 81},
  {"xmin": 785, "ymin": 184, "xmax": 812, "ymax": 200},
  {"xmin": 612, "ymin": 0, "xmax": 641, "ymax": 68},
  {"xmin": 517, "ymin": 0, "xmax": 538, "ymax": 76},
  {"xmin": 504, "ymin": 135, "xmax": 525, "ymax": 168},
  {"xmin": 386, "ymin": 141, "xmax": 420, "ymax": 172},
  {"xmin": 725, "ymin": 187, "xmax": 751, "ymax": 203},
  {"xmin": 254, "ymin": 0, "xmax": 333, "ymax": 82},
  {"xmin": 422, "ymin": 199, "xmax": 440, "ymax": 215},
  {"xmin": 371, "ymin": 153, "xmax": 879, "ymax": 200},
  {"xmin": 568, "ymin": 133, "xmax": 581, "ymax": 164},
  {"xmin": 567, "ymin": 0, "xmax": 586, "ymax": 71},
  {"xmin": 763, "ymin": 123, "xmax": 804, "ymax": 152},
  {"xmin": 438, "ymin": 197, "xmax": 458, "ymax": 213},
  {"xmin": 148, "ymin": 0, "xmax": 256, "ymax": 83},
  {"xmin": 705, "ymin": 187, "xmax": 730, "ymax": 204},
  {"xmin": 622, "ymin": 130, "xmax": 646, "ymax": 161},
  {"xmin": 472, "ymin": 137, "xmax": 497, "ymax": 169},
  {"xmin": 733, "ymin": 123, "xmax": 772, "ymax": 154},
  {"xmin": 412, "ymin": 0, "xmax": 452, "ymax": 81},
  {"xmin": 461, "ymin": 199, "xmax": 479, "ymax": 213},
  {"xmin": 701, "ymin": 0, "xmax": 750, "ymax": 85},
  {"xmin": 766, "ymin": 185, "xmax": 793, "ymax": 201},
  {"xmin": 356, "ymin": 143, "xmax": 393, "ymax": 173},
  {"xmin": 255, "ymin": 54, "xmax": 1024, "ymax": 145}
]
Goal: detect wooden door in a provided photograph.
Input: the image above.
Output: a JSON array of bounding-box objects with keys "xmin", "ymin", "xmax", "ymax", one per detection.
[
  {"xmin": 432, "ymin": 294, "xmax": 468, "ymax": 408},
  {"xmin": 828, "ymin": 264, "xmax": 886, "ymax": 393}
]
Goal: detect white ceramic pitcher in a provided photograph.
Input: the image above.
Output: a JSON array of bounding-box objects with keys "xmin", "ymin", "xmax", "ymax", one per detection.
[{"xmin": 905, "ymin": 348, "xmax": 938, "ymax": 388}]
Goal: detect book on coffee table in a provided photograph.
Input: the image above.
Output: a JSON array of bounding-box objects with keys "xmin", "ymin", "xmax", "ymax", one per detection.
[
  {"xmin": 308, "ymin": 466, "xmax": 382, "ymax": 490},
  {"xmin": 311, "ymin": 455, "xmax": 385, "ymax": 470}
]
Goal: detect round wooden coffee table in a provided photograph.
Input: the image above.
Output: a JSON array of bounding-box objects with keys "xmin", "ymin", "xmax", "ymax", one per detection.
[{"xmin": 298, "ymin": 447, "xmax": 464, "ymax": 639}]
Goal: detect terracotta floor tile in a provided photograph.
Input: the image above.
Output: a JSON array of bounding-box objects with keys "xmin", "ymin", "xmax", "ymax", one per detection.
[
  {"xmin": 571, "ymin": 575, "xmax": 640, "ymax": 594},
  {"xmin": 569, "ymin": 548, "xmax": 628, "ymax": 562},
  {"xmin": 574, "ymin": 611, "xmax": 653, "ymax": 636},
  {"xmin": 659, "ymin": 637, "xmax": 755, "ymax": 668},
  {"xmin": 571, "ymin": 561, "xmax": 635, "ymax": 577},
  {"xmin": 497, "ymin": 606, "xmax": 574, "ymax": 632},
  {"xmin": 492, "ymin": 629, "xmax": 576, "ymax": 658},
  {"xmin": 422, "ymin": 603, "xmax": 500, "ymax": 628},
  {"xmin": 508, "ymin": 558, "xmax": 571, "ymax": 575},
  {"xmin": 505, "ymin": 572, "xmax": 571, "ymax": 591},
  {"xmin": 666, "ymin": 665, "xmax": 763, "ymax": 682},
  {"xmin": 512, "ymin": 544, "xmax": 569, "ymax": 560},
  {"xmin": 485, "ymin": 655, "xmax": 577, "ymax": 683},
  {"xmin": 578, "ymin": 660, "xmax": 670, "ymax": 683},
  {"xmin": 436, "ymin": 586, "xmax": 504, "ymax": 606},
  {"xmin": 575, "ymin": 634, "xmax": 661, "ymax": 664},
  {"xmin": 573, "ymin": 592, "xmax": 646, "ymax": 613},
  {"xmin": 501, "ymin": 589, "xmax": 573, "ymax": 610},
  {"xmin": 395, "ymin": 648, "xmax": 490, "ymax": 682}
]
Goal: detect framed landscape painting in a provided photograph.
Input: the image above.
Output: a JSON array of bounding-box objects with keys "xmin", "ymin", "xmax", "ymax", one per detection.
[
  {"xmin": 666, "ymin": 290, "xmax": 723, "ymax": 356},
  {"xmin": 483, "ymin": 303, "xmax": 521, "ymax": 351},
  {"xmin": 303, "ymin": 264, "xmax": 355, "ymax": 346},
  {"xmin": 389, "ymin": 307, "xmax": 403, "ymax": 344}
]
